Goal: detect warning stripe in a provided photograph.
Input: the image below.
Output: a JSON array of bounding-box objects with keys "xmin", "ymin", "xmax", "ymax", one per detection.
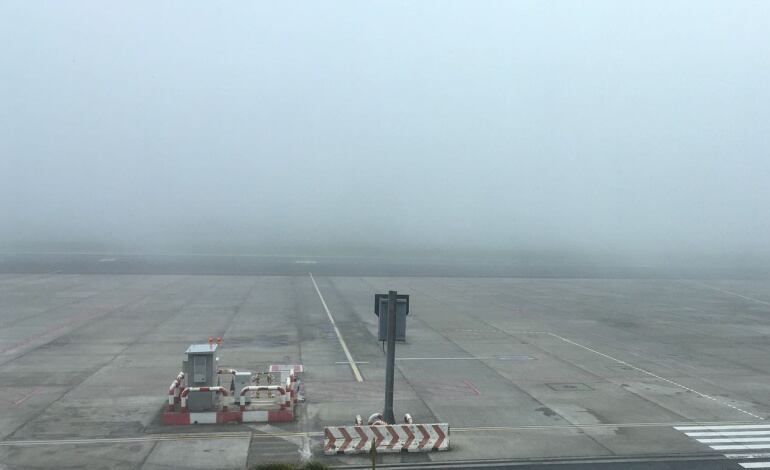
[
  {"xmin": 354, "ymin": 427, "xmax": 368, "ymax": 451},
  {"xmin": 338, "ymin": 428, "xmax": 353, "ymax": 453},
  {"xmin": 324, "ymin": 428, "xmax": 338, "ymax": 453},
  {"xmin": 402, "ymin": 425, "xmax": 415, "ymax": 450},
  {"xmin": 433, "ymin": 424, "xmax": 447, "ymax": 450},
  {"xmin": 372, "ymin": 426, "xmax": 385, "ymax": 448},
  {"xmin": 417, "ymin": 424, "xmax": 431, "ymax": 449}
]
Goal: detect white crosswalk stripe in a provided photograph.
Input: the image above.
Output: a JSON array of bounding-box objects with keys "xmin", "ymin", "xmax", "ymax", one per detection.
[
  {"xmin": 674, "ymin": 424, "xmax": 770, "ymax": 468},
  {"xmin": 677, "ymin": 425, "xmax": 770, "ymax": 431},
  {"xmin": 726, "ymin": 454, "xmax": 770, "ymax": 459},
  {"xmin": 713, "ymin": 445, "xmax": 770, "ymax": 451},
  {"xmin": 699, "ymin": 438, "xmax": 770, "ymax": 443}
]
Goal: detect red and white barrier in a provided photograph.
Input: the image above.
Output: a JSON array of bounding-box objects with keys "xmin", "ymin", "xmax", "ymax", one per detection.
[
  {"xmin": 287, "ymin": 371, "xmax": 299, "ymax": 403},
  {"xmin": 163, "ymin": 364, "xmax": 303, "ymax": 425},
  {"xmin": 324, "ymin": 423, "xmax": 449, "ymax": 454},
  {"xmin": 265, "ymin": 365, "xmax": 303, "ymax": 404},
  {"xmin": 367, "ymin": 413, "xmax": 386, "ymax": 426},
  {"xmin": 167, "ymin": 372, "xmax": 185, "ymax": 410},
  {"xmin": 180, "ymin": 386, "xmax": 230, "ymax": 411},
  {"xmin": 239, "ymin": 385, "xmax": 287, "ymax": 411},
  {"xmin": 269, "ymin": 364, "xmax": 303, "ymax": 374},
  {"xmin": 163, "ymin": 408, "xmax": 294, "ymax": 425},
  {"xmin": 164, "ymin": 384, "xmax": 295, "ymax": 425}
]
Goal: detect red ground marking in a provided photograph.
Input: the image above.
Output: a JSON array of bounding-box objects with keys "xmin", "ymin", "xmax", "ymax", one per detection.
[{"xmin": 462, "ymin": 379, "xmax": 481, "ymax": 396}]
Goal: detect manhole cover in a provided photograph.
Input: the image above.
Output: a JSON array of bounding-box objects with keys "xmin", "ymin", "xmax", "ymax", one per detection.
[{"xmin": 546, "ymin": 383, "xmax": 593, "ymax": 391}]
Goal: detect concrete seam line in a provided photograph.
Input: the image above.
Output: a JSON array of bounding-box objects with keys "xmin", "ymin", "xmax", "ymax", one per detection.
[
  {"xmin": 688, "ymin": 280, "xmax": 770, "ymax": 307},
  {"xmin": 308, "ymin": 272, "xmax": 364, "ymax": 382},
  {"xmin": 1, "ymin": 422, "xmax": 763, "ymax": 447}
]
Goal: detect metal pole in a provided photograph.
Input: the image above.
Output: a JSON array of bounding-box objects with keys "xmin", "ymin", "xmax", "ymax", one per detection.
[{"xmin": 383, "ymin": 290, "xmax": 397, "ymax": 424}]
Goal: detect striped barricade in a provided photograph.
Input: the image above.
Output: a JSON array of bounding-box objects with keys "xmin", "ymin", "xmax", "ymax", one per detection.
[
  {"xmin": 167, "ymin": 372, "xmax": 185, "ymax": 410},
  {"xmin": 324, "ymin": 423, "xmax": 449, "ymax": 454},
  {"xmin": 180, "ymin": 386, "xmax": 230, "ymax": 411},
  {"xmin": 239, "ymin": 385, "xmax": 289, "ymax": 411}
]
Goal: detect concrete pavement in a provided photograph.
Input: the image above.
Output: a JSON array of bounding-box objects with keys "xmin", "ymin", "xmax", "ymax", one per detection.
[{"xmin": 1, "ymin": 271, "xmax": 769, "ymax": 468}]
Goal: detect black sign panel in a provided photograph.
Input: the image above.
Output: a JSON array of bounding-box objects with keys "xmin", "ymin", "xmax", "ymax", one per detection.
[{"xmin": 374, "ymin": 293, "xmax": 409, "ymax": 316}]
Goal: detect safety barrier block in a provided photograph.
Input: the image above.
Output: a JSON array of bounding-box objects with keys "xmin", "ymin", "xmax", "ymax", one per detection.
[
  {"xmin": 324, "ymin": 423, "xmax": 449, "ymax": 454},
  {"xmin": 267, "ymin": 409, "xmax": 295, "ymax": 422},
  {"xmin": 216, "ymin": 410, "xmax": 242, "ymax": 424},
  {"xmin": 162, "ymin": 408, "xmax": 295, "ymax": 425}
]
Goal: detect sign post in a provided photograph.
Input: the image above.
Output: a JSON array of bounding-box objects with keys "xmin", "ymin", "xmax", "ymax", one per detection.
[{"xmin": 383, "ymin": 290, "xmax": 397, "ymax": 424}]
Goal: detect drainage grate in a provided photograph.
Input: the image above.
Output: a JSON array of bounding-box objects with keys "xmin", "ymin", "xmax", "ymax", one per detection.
[{"xmin": 546, "ymin": 383, "xmax": 593, "ymax": 391}]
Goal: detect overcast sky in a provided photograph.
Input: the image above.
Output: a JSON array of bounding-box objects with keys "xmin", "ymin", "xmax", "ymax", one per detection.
[{"xmin": 1, "ymin": 1, "xmax": 769, "ymax": 257}]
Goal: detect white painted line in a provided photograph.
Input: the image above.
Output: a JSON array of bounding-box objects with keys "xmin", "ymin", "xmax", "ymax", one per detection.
[
  {"xmin": 726, "ymin": 454, "xmax": 770, "ymax": 460},
  {"xmin": 309, "ymin": 273, "xmax": 363, "ymax": 383},
  {"xmin": 299, "ymin": 435, "xmax": 312, "ymax": 462},
  {"xmin": 0, "ymin": 431, "xmax": 328, "ymax": 447},
  {"xmin": 394, "ymin": 355, "xmax": 533, "ymax": 361},
  {"xmin": 691, "ymin": 281, "xmax": 770, "ymax": 307},
  {"xmin": 699, "ymin": 437, "xmax": 770, "ymax": 443},
  {"xmin": 549, "ymin": 333, "xmax": 765, "ymax": 421},
  {"xmin": 740, "ymin": 463, "xmax": 770, "ymax": 468},
  {"xmin": 334, "ymin": 361, "xmax": 370, "ymax": 365},
  {"xmin": 0, "ymin": 432, "xmax": 254, "ymax": 446},
  {"xmin": 452, "ymin": 421, "xmax": 756, "ymax": 432},
  {"xmin": 396, "ymin": 356, "xmax": 483, "ymax": 361},
  {"xmin": 712, "ymin": 444, "xmax": 770, "ymax": 450},
  {"xmin": 687, "ymin": 431, "xmax": 770, "ymax": 437},
  {"xmin": 677, "ymin": 425, "xmax": 770, "ymax": 431},
  {"xmin": 294, "ymin": 260, "xmax": 317, "ymax": 264},
  {"xmin": 98, "ymin": 258, "xmax": 116, "ymax": 262}
]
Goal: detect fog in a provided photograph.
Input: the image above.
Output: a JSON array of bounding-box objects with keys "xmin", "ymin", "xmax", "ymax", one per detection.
[{"xmin": 2, "ymin": 1, "xmax": 769, "ymax": 263}]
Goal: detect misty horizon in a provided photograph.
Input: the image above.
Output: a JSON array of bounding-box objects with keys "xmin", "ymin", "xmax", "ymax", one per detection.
[{"xmin": 2, "ymin": 1, "xmax": 769, "ymax": 263}]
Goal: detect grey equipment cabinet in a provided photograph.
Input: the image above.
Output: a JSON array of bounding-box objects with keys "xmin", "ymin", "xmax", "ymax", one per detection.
[{"xmin": 183, "ymin": 344, "xmax": 217, "ymax": 411}]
